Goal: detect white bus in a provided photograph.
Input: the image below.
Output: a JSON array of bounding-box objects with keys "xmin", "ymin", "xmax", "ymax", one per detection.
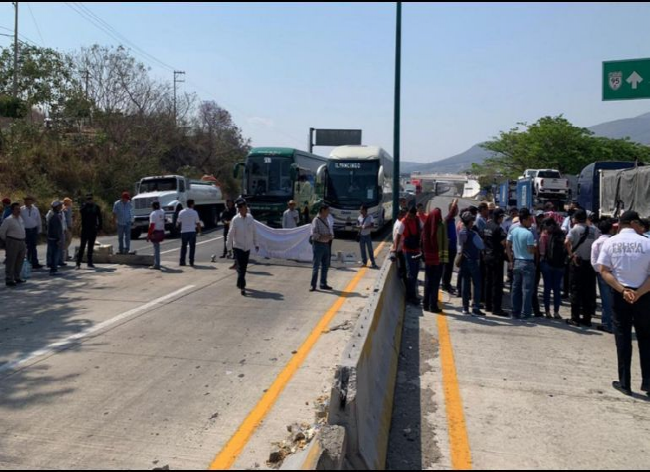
[{"xmin": 319, "ymin": 145, "xmax": 394, "ymax": 232}]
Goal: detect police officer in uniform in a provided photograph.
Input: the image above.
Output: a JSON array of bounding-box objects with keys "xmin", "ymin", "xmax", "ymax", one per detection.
[{"xmin": 597, "ymin": 211, "xmax": 650, "ymax": 397}]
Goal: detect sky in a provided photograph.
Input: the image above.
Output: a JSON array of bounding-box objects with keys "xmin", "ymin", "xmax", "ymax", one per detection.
[{"xmin": 2, "ymin": 2, "xmax": 650, "ymax": 163}]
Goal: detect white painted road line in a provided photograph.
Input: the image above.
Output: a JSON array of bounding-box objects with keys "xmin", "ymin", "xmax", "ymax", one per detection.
[
  {"xmin": 160, "ymin": 236, "xmax": 224, "ymax": 255},
  {"xmin": 0, "ymin": 285, "xmax": 196, "ymax": 374}
]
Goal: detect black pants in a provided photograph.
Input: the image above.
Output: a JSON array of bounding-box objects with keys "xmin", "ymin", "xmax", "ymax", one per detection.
[
  {"xmin": 570, "ymin": 262, "xmax": 597, "ymax": 323},
  {"xmin": 77, "ymin": 231, "xmax": 97, "ymax": 266},
  {"xmin": 613, "ymin": 291, "xmax": 650, "ymax": 390},
  {"xmin": 442, "ymin": 246, "xmax": 457, "ymax": 290},
  {"xmin": 180, "ymin": 232, "xmax": 197, "ymax": 265},
  {"xmin": 424, "ymin": 264, "xmax": 443, "ymax": 311},
  {"xmin": 563, "ymin": 262, "xmax": 571, "ymax": 297},
  {"xmin": 480, "ymin": 255, "xmax": 487, "ymax": 303},
  {"xmin": 485, "ymin": 258, "xmax": 505, "ymax": 313},
  {"xmin": 233, "ymin": 248, "xmax": 250, "ymax": 289},
  {"xmin": 222, "ymin": 224, "xmax": 230, "ymax": 256}
]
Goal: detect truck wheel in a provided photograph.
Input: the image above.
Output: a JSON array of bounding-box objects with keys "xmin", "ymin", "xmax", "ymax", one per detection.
[{"xmin": 130, "ymin": 229, "xmax": 142, "ymax": 240}]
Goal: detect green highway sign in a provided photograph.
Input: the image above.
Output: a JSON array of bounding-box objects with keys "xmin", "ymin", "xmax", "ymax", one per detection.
[{"xmin": 603, "ymin": 58, "xmax": 650, "ymax": 101}]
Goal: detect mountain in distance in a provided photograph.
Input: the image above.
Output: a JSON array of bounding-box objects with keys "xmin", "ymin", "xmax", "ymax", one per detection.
[{"xmin": 403, "ymin": 112, "xmax": 650, "ymax": 175}]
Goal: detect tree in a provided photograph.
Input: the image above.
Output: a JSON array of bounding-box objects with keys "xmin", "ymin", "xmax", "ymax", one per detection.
[
  {"xmin": 479, "ymin": 115, "xmax": 650, "ymax": 179},
  {"xmin": 0, "ymin": 43, "xmax": 79, "ymax": 121}
]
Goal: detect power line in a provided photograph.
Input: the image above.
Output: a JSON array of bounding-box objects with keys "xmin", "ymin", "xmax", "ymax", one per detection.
[
  {"xmin": 26, "ymin": 2, "xmax": 45, "ymax": 45},
  {"xmin": 0, "ymin": 24, "xmax": 40, "ymax": 46},
  {"xmin": 65, "ymin": 2, "xmax": 175, "ymax": 73}
]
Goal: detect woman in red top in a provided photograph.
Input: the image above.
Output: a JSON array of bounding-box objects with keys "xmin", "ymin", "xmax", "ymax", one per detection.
[{"xmin": 422, "ymin": 208, "xmax": 449, "ymax": 313}]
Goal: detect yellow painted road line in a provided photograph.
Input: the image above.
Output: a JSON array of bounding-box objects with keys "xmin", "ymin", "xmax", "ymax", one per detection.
[
  {"xmin": 209, "ymin": 241, "xmax": 387, "ymax": 470},
  {"xmin": 437, "ymin": 305, "xmax": 473, "ymax": 470}
]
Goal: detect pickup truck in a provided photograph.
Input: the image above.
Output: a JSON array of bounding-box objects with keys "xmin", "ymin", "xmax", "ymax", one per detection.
[
  {"xmin": 522, "ymin": 169, "xmax": 569, "ymax": 200},
  {"xmin": 130, "ymin": 175, "xmax": 225, "ymax": 239}
]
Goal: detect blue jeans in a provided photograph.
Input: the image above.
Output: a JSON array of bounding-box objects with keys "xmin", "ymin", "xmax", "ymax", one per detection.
[
  {"xmin": 541, "ymin": 261, "xmax": 564, "ymax": 313},
  {"xmin": 359, "ymin": 234, "xmax": 376, "ymax": 266},
  {"xmin": 460, "ymin": 258, "xmax": 481, "ymax": 311},
  {"xmin": 405, "ymin": 252, "xmax": 421, "ymax": 301},
  {"xmin": 117, "ymin": 224, "xmax": 131, "ymax": 254},
  {"xmin": 46, "ymin": 239, "xmax": 60, "ymax": 272},
  {"xmin": 512, "ymin": 260, "xmax": 536, "ymax": 318},
  {"xmin": 597, "ymin": 273, "xmax": 614, "ymax": 330},
  {"xmin": 311, "ymin": 242, "xmax": 330, "ymax": 288},
  {"xmin": 25, "ymin": 227, "xmax": 40, "ymax": 266},
  {"xmin": 180, "ymin": 232, "xmax": 197, "ymax": 265},
  {"xmin": 153, "ymin": 242, "xmax": 161, "ymax": 268}
]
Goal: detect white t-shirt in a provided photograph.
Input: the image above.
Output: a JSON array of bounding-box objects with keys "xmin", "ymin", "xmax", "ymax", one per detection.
[
  {"xmin": 150, "ymin": 209, "xmax": 166, "ymax": 231},
  {"xmin": 282, "ymin": 209, "xmax": 300, "ymax": 229},
  {"xmin": 177, "ymin": 208, "xmax": 200, "ymax": 234},
  {"xmin": 597, "ymin": 228, "xmax": 650, "ymax": 289},
  {"xmin": 393, "ymin": 219, "xmax": 403, "ymax": 252}
]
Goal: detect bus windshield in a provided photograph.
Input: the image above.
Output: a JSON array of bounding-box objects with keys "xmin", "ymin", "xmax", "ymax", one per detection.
[
  {"xmin": 247, "ymin": 155, "xmax": 293, "ymax": 199},
  {"xmin": 140, "ymin": 178, "xmax": 177, "ymax": 193},
  {"xmin": 326, "ymin": 161, "xmax": 380, "ymax": 208}
]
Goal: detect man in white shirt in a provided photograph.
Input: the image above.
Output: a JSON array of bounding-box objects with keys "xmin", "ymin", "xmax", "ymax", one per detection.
[
  {"xmin": 597, "ymin": 211, "xmax": 650, "ymax": 398},
  {"xmin": 591, "ymin": 219, "xmax": 616, "ymax": 333},
  {"xmin": 282, "ymin": 200, "xmax": 300, "ymax": 229},
  {"xmin": 21, "ymin": 196, "xmax": 43, "ymax": 269},
  {"xmin": 0, "ymin": 202, "xmax": 27, "ymax": 286},
  {"xmin": 227, "ymin": 199, "xmax": 259, "ymax": 296},
  {"xmin": 177, "ymin": 199, "xmax": 202, "ymax": 267},
  {"xmin": 357, "ymin": 205, "xmax": 378, "ymax": 269}
]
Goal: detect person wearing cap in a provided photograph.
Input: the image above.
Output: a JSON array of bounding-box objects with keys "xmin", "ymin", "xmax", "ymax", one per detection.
[
  {"xmin": 458, "ymin": 211, "xmax": 485, "ymax": 316},
  {"xmin": 357, "ymin": 205, "xmax": 378, "ymax": 269},
  {"xmin": 113, "ymin": 192, "xmax": 133, "ymax": 255},
  {"xmin": 46, "ymin": 201, "xmax": 65, "ymax": 276},
  {"xmin": 76, "ymin": 193, "xmax": 103, "ymax": 270},
  {"xmin": 484, "ymin": 208, "xmax": 508, "ymax": 317},
  {"xmin": 507, "ymin": 208, "xmax": 537, "ymax": 320},
  {"xmin": 61, "ymin": 198, "xmax": 74, "ymax": 264},
  {"xmin": 565, "ymin": 209, "xmax": 598, "ymax": 328},
  {"xmin": 502, "ymin": 207, "xmax": 519, "ymax": 235},
  {"xmin": 591, "ymin": 219, "xmax": 617, "ymax": 333},
  {"xmin": 0, "ymin": 202, "xmax": 27, "ymax": 287},
  {"xmin": 310, "ymin": 204, "xmax": 334, "ymax": 292},
  {"xmin": 597, "ymin": 210, "xmax": 650, "ymax": 397},
  {"xmin": 21, "ymin": 196, "xmax": 43, "ymax": 269},
  {"xmin": 227, "ymin": 199, "xmax": 259, "ymax": 296},
  {"xmin": 282, "ymin": 200, "xmax": 300, "ymax": 229},
  {"xmin": 394, "ymin": 206, "xmax": 424, "ymax": 305}
]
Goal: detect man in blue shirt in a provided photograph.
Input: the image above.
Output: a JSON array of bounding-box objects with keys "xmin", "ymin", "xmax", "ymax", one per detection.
[
  {"xmin": 113, "ymin": 192, "xmax": 133, "ymax": 255},
  {"xmin": 507, "ymin": 208, "xmax": 537, "ymax": 319}
]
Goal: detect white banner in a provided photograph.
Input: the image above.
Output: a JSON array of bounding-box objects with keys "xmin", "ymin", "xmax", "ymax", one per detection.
[{"xmin": 254, "ymin": 221, "xmax": 314, "ymax": 262}]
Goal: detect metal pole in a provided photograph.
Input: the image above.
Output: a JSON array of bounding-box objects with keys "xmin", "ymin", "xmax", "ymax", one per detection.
[
  {"xmin": 309, "ymin": 127, "xmax": 314, "ymax": 153},
  {"xmin": 13, "ymin": 2, "xmax": 19, "ymax": 99},
  {"xmin": 392, "ymin": 1, "xmax": 402, "ymax": 221}
]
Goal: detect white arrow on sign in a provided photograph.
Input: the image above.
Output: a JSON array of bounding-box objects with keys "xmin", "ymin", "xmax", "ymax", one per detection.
[{"xmin": 627, "ymin": 71, "xmax": 643, "ymax": 90}]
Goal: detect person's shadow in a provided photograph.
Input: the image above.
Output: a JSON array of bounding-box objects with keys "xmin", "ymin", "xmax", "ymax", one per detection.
[{"xmin": 245, "ymin": 289, "xmax": 284, "ymax": 301}]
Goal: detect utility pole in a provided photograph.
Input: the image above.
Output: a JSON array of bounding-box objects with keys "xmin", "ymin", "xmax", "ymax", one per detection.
[
  {"xmin": 173, "ymin": 70, "xmax": 185, "ymax": 125},
  {"xmin": 392, "ymin": 1, "xmax": 402, "ymax": 221},
  {"xmin": 13, "ymin": 2, "xmax": 19, "ymax": 99}
]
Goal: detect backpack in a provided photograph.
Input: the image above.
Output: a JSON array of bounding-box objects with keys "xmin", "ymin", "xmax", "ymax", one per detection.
[{"xmin": 546, "ymin": 229, "xmax": 566, "ymax": 269}]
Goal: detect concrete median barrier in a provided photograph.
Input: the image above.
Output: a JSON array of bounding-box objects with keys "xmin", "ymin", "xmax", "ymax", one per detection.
[{"xmin": 328, "ymin": 257, "xmax": 406, "ymax": 470}]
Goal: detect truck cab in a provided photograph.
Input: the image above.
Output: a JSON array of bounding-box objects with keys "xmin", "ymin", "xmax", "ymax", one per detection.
[{"xmin": 130, "ymin": 175, "xmax": 224, "ymax": 239}]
